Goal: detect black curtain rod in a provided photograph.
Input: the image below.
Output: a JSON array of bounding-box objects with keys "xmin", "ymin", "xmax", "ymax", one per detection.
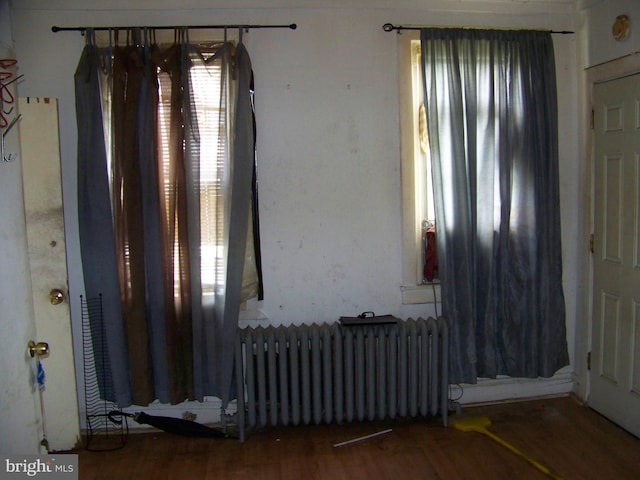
[
  {"xmin": 52, "ymin": 23, "xmax": 297, "ymax": 33},
  {"xmin": 382, "ymin": 23, "xmax": 573, "ymax": 34}
]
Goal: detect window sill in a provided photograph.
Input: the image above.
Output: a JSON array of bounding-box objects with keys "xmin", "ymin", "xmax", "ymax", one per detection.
[{"xmin": 401, "ymin": 283, "xmax": 441, "ymax": 305}]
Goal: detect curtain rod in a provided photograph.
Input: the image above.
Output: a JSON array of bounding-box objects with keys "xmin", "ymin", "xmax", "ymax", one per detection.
[
  {"xmin": 51, "ymin": 23, "xmax": 297, "ymax": 33},
  {"xmin": 382, "ymin": 23, "xmax": 573, "ymax": 34}
]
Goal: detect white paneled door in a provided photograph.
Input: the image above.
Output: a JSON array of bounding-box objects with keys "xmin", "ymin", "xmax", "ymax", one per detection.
[
  {"xmin": 19, "ymin": 97, "xmax": 80, "ymax": 451},
  {"xmin": 591, "ymin": 73, "xmax": 640, "ymax": 438}
]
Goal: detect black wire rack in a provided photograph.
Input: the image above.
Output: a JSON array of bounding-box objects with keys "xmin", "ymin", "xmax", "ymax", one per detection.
[{"xmin": 81, "ymin": 294, "xmax": 128, "ymax": 451}]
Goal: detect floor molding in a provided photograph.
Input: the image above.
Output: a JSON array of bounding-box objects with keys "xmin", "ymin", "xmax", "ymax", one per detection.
[{"xmin": 451, "ymin": 367, "xmax": 575, "ymax": 406}]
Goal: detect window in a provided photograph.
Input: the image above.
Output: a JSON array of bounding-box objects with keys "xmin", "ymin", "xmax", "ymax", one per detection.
[
  {"xmin": 157, "ymin": 51, "xmax": 225, "ymax": 297},
  {"xmin": 398, "ymin": 33, "xmax": 440, "ymax": 304},
  {"xmin": 101, "ymin": 43, "xmax": 241, "ymax": 302}
]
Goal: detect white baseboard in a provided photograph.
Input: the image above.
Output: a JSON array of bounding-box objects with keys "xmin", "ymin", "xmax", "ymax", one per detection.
[
  {"xmin": 81, "ymin": 368, "xmax": 576, "ymax": 432},
  {"xmin": 451, "ymin": 367, "xmax": 575, "ymax": 406},
  {"xmin": 79, "ymin": 397, "xmax": 233, "ymax": 432}
]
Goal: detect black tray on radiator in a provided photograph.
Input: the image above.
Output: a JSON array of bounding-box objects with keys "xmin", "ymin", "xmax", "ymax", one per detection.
[{"xmin": 339, "ymin": 312, "xmax": 398, "ymax": 326}]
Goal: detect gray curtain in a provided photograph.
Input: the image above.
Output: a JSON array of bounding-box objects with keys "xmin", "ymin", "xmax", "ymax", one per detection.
[
  {"xmin": 206, "ymin": 40, "xmax": 257, "ymax": 407},
  {"xmin": 420, "ymin": 28, "xmax": 569, "ymax": 384},
  {"xmin": 190, "ymin": 38, "xmax": 260, "ymax": 406},
  {"xmin": 75, "ymin": 29, "xmax": 260, "ymax": 407},
  {"xmin": 75, "ymin": 31, "xmax": 131, "ymax": 406}
]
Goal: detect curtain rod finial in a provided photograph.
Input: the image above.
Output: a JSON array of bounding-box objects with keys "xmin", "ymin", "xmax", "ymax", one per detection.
[{"xmin": 382, "ymin": 23, "xmax": 395, "ymax": 32}]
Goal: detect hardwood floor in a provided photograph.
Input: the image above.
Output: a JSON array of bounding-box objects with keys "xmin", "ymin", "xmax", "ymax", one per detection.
[{"xmin": 73, "ymin": 396, "xmax": 640, "ymax": 479}]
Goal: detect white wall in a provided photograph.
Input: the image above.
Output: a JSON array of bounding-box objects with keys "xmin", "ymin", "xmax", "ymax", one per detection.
[
  {"xmin": 581, "ymin": 0, "xmax": 640, "ymax": 68},
  {"xmin": 9, "ymin": 0, "xmax": 581, "ymax": 413}
]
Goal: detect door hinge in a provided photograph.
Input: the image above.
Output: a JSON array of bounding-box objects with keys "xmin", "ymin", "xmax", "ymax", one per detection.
[
  {"xmin": 591, "ymin": 108, "xmax": 595, "ymax": 130},
  {"xmin": 589, "ymin": 233, "xmax": 595, "ymax": 254},
  {"xmin": 587, "ymin": 351, "xmax": 591, "ymax": 371}
]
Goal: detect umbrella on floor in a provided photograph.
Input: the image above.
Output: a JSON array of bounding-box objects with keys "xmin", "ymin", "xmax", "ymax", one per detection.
[{"xmin": 108, "ymin": 410, "xmax": 236, "ymax": 439}]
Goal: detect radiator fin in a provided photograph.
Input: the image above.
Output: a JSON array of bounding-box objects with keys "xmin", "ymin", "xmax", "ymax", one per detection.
[{"xmin": 235, "ymin": 317, "xmax": 448, "ymax": 441}]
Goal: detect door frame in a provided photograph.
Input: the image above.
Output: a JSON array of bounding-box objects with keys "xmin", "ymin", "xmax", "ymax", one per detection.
[{"xmin": 581, "ymin": 53, "xmax": 640, "ymax": 404}]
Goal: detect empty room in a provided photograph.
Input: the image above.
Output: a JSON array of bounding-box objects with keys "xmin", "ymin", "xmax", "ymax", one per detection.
[{"xmin": 1, "ymin": 0, "xmax": 639, "ymax": 478}]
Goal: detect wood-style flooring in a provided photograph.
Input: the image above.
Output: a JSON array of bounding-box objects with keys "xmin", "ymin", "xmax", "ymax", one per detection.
[{"xmin": 73, "ymin": 396, "xmax": 640, "ymax": 479}]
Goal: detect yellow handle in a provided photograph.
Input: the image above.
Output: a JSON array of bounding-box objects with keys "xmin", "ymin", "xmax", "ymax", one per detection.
[{"xmin": 482, "ymin": 429, "xmax": 563, "ymax": 480}]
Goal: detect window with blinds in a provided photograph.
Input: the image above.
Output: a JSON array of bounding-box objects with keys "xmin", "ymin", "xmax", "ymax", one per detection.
[{"xmin": 157, "ymin": 48, "xmax": 226, "ymax": 297}]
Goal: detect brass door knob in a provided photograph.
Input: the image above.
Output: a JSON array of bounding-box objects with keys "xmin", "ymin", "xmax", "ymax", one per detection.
[
  {"xmin": 49, "ymin": 289, "xmax": 65, "ymax": 305},
  {"xmin": 28, "ymin": 340, "xmax": 49, "ymax": 358}
]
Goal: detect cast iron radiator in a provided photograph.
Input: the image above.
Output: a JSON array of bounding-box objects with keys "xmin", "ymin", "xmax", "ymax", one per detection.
[{"xmin": 234, "ymin": 317, "xmax": 448, "ymax": 441}]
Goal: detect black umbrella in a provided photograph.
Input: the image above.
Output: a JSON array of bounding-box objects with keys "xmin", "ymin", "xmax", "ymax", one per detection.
[{"xmin": 108, "ymin": 410, "xmax": 236, "ymax": 439}]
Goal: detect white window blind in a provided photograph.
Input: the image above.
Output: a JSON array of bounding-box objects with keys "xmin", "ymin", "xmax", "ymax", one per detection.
[{"xmin": 157, "ymin": 49, "xmax": 226, "ymax": 297}]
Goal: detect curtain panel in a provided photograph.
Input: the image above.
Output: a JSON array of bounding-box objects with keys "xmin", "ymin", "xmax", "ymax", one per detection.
[
  {"xmin": 420, "ymin": 28, "xmax": 569, "ymax": 384},
  {"xmin": 75, "ymin": 29, "xmax": 262, "ymax": 408}
]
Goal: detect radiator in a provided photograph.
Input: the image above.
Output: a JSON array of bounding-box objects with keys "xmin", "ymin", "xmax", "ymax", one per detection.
[{"xmin": 234, "ymin": 317, "xmax": 448, "ymax": 441}]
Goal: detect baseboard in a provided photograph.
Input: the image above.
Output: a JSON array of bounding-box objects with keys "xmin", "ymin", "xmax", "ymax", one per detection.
[
  {"xmin": 450, "ymin": 367, "xmax": 575, "ymax": 406},
  {"xmin": 81, "ymin": 368, "xmax": 576, "ymax": 431},
  {"xmin": 79, "ymin": 397, "xmax": 233, "ymax": 432}
]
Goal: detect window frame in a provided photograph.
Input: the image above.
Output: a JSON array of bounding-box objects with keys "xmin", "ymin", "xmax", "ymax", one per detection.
[{"xmin": 398, "ymin": 32, "xmax": 441, "ymax": 305}]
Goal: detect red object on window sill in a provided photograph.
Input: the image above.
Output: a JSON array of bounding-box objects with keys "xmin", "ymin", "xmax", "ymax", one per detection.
[{"xmin": 424, "ymin": 226, "xmax": 438, "ymax": 282}]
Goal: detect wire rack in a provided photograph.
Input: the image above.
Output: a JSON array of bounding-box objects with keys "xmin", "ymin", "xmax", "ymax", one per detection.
[{"xmin": 81, "ymin": 294, "xmax": 128, "ymax": 451}]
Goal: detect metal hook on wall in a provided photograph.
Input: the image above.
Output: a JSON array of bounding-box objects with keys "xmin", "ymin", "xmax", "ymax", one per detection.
[{"xmin": 1, "ymin": 112, "xmax": 21, "ymax": 163}]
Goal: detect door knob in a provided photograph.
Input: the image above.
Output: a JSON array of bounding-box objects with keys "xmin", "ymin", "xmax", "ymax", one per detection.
[
  {"xmin": 28, "ymin": 340, "xmax": 49, "ymax": 358},
  {"xmin": 49, "ymin": 289, "xmax": 65, "ymax": 305}
]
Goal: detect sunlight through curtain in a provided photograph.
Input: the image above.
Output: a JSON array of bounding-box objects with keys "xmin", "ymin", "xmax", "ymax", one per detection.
[
  {"xmin": 420, "ymin": 28, "xmax": 569, "ymax": 384},
  {"xmin": 75, "ymin": 28, "xmax": 262, "ymax": 408}
]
